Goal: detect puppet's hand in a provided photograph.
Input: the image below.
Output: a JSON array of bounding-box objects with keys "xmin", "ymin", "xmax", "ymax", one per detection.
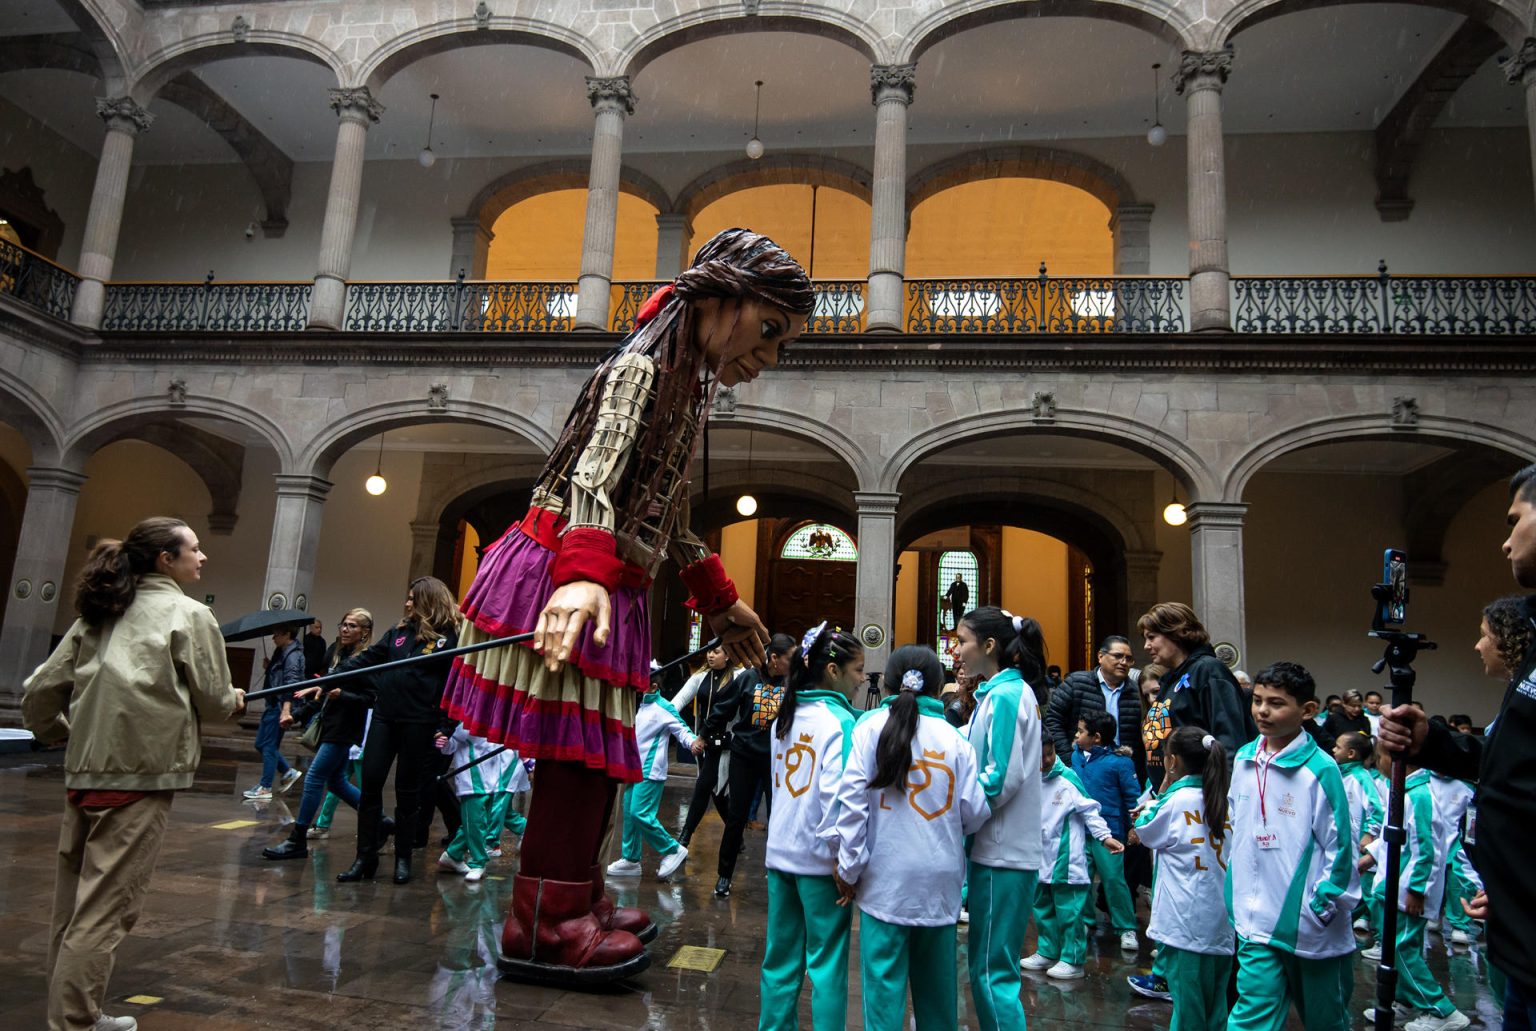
[
  {"xmin": 535, "ymin": 581, "xmax": 611, "ymax": 673},
  {"xmin": 708, "ymin": 601, "xmax": 770, "ymax": 669}
]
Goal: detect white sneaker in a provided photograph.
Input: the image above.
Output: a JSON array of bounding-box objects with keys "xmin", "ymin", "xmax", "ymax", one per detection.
[
  {"xmin": 1361, "ymin": 944, "xmax": 1383, "ymax": 961},
  {"xmin": 1021, "ymin": 952, "xmax": 1053, "ymax": 971},
  {"xmin": 278, "ymin": 768, "xmax": 303, "ymax": 794},
  {"xmin": 958, "ymin": 908, "xmax": 969, "ymax": 925},
  {"xmin": 1120, "ymin": 930, "xmax": 1140, "ymax": 951},
  {"xmin": 487, "ymin": 847, "xmax": 503, "ymax": 859},
  {"xmin": 242, "ymin": 785, "xmax": 272, "ymax": 800},
  {"xmin": 1427, "ymin": 918, "xmax": 1441, "ymax": 932},
  {"xmin": 657, "ymin": 846, "xmax": 688, "ymax": 881},
  {"xmin": 606, "ymin": 858, "xmax": 642, "ymax": 877},
  {"xmin": 307, "ymin": 826, "xmax": 329, "ymax": 839},
  {"xmin": 1405, "ymin": 1011, "xmax": 1469, "ymax": 1031},
  {"xmin": 93, "ymin": 1017, "xmax": 138, "ymax": 1031},
  {"xmin": 436, "ymin": 852, "xmax": 468, "ymax": 874},
  {"xmin": 1449, "ymin": 928, "xmax": 1472, "ymax": 945},
  {"xmin": 1354, "ymin": 917, "xmax": 1370, "ymax": 933},
  {"xmin": 1364, "ymin": 1003, "xmax": 1417, "ymax": 1026},
  {"xmin": 464, "ymin": 866, "xmax": 485, "ymax": 882},
  {"xmin": 1046, "ymin": 961, "xmax": 1085, "ymax": 980}
]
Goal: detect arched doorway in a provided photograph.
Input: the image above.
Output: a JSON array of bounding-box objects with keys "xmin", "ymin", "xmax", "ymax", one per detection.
[{"xmin": 763, "ymin": 519, "xmax": 859, "ymax": 640}]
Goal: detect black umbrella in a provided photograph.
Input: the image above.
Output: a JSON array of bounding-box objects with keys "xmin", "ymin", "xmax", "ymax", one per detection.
[{"xmin": 219, "ymin": 608, "xmax": 314, "ymax": 643}]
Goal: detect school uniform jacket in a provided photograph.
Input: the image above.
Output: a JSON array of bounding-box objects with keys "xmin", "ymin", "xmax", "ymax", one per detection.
[
  {"xmin": 441, "ymin": 728, "xmax": 515, "ymax": 798},
  {"xmin": 766, "ymin": 690, "xmax": 858, "ymax": 877},
  {"xmin": 1134, "ymin": 778, "xmax": 1236, "ymax": 956},
  {"xmin": 1040, "ymin": 758, "xmax": 1112, "ymax": 886},
  {"xmin": 826, "ymin": 695, "xmax": 989, "ymax": 926},
  {"xmin": 1429, "ymin": 774, "xmax": 1482, "ymax": 892},
  {"xmin": 1366, "ymin": 769, "xmax": 1444, "ymax": 915},
  {"xmin": 1339, "ymin": 760, "xmax": 1386, "ymax": 841},
  {"xmin": 635, "ymin": 691, "xmax": 697, "ymax": 782},
  {"xmin": 964, "ymin": 666, "xmax": 1043, "ymax": 872},
  {"xmin": 1226, "ymin": 732, "xmax": 1359, "ymax": 959}
]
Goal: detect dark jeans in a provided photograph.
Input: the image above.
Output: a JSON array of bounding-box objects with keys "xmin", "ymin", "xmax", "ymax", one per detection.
[
  {"xmin": 254, "ymin": 704, "xmax": 291, "ymax": 788},
  {"xmin": 416, "ymin": 749, "xmax": 462, "ymax": 848},
  {"xmin": 296, "ymin": 742, "xmax": 361, "ymax": 826},
  {"xmin": 356, "ymin": 719, "xmax": 437, "ymax": 858},
  {"xmin": 1508, "ymin": 980, "xmax": 1536, "ymax": 1031},
  {"xmin": 680, "ymin": 744, "xmax": 729, "ymax": 844},
  {"xmin": 716, "ymin": 748, "xmax": 770, "ymax": 880}
]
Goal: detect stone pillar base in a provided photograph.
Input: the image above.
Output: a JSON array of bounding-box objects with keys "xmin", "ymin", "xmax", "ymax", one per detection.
[{"xmin": 307, "ymin": 275, "xmax": 347, "ymax": 330}]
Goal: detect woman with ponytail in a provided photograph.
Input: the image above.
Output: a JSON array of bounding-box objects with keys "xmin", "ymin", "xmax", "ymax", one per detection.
[
  {"xmin": 24, "ymin": 518, "xmax": 245, "ymax": 1031},
  {"xmin": 758, "ymin": 622, "xmax": 863, "ymax": 1031},
  {"xmin": 1126, "ymin": 725, "xmax": 1234, "ymax": 1030},
  {"xmin": 952, "ymin": 606, "xmax": 1046, "ymax": 1031},
  {"xmin": 827, "ymin": 644, "xmax": 989, "ymax": 1031}
]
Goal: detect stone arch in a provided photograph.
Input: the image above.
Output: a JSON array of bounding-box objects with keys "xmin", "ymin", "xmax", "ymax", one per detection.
[
  {"xmin": 359, "ymin": 23, "xmax": 599, "ymax": 92},
  {"xmin": 901, "ymin": 0, "xmax": 1197, "ymax": 63},
  {"xmin": 47, "ymin": 0, "xmax": 129, "ymax": 91},
  {"xmin": 467, "ymin": 159, "xmax": 673, "ymax": 225},
  {"xmin": 1213, "ymin": 0, "xmax": 1527, "ymax": 49},
  {"xmin": 1221, "ymin": 414, "xmax": 1536, "ymax": 503},
  {"xmin": 131, "ymin": 37, "xmax": 345, "ymax": 102},
  {"xmin": 414, "ymin": 457, "xmax": 549, "ymax": 531},
  {"xmin": 690, "ymin": 465, "xmax": 858, "ymax": 531},
  {"xmin": 61, "ymin": 397, "xmax": 293, "ymax": 472},
  {"xmin": 0, "ymin": 372, "xmax": 67, "ymax": 467},
  {"xmin": 718, "ymin": 401, "xmax": 877, "ymax": 492},
  {"xmin": 880, "ymin": 409, "xmax": 1219, "ymax": 500},
  {"xmin": 674, "ymin": 155, "xmax": 873, "ymax": 226},
  {"xmin": 300, "ymin": 400, "xmax": 557, "ymax": 480},
  {"xmin": 906, "ymin": 145, "xmax": 1141, "ymax": 218},
  {"xmin": 615, "ymin": 11, "xmax": 885, "ymax": 80},
  {"xmin": 898, "ymin": 472, "xmax": 1154, "ymax": 553}
]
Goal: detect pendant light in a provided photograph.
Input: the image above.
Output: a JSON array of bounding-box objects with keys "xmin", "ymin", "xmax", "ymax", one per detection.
[
  {"xmin": 736, "ymin": 429, "xmax": 757, "ymax": 516},
  {"xmin": 418, "ymin": 93, "xmax": 439, "ymax": 167},
  {"xmin": 365, "ymin": 434, "xmax": 388, "ymax": 495},
  {"xmin": 1162, "ymin": 486, "xmax": 1186, "ymax": 527},
  {"xmin": 745, "ymin": 80, "xmax": 765, "ymax": 160},
  {"xmin": 1145, "ymin": 64, "xmax": 1167, "ymax": 147}
]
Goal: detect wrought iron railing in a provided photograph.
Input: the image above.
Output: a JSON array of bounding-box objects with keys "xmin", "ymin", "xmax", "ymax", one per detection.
[
  {"xmin": 343, "ymin": 278, "xmax": 578, "ymax": 333},
  {"xmin": 101, "ymin": 274, "xmax": 311, "ymax": 332},
  {"xmin": 611, "ymin": 281, "xmax": 667, "ymax": 334},
  {"xmin": 0, "ymin": 238, "xmax": 79, "ymax": 321},
  {"xmin": 811, "ymin": 280, "xmax": 867, "ymax": 333},
  {"xmin": 1233, "ymin": 264, "xmax": 1536, "ymax": 335},
  {"xmin": 905, "ymin": 268, "xmax": 1188, "ymax": 334}
]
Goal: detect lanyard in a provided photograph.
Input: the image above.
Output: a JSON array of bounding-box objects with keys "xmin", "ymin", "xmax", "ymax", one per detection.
[{"xmin": 1255, "ymin": 747, "xmax": 1275, "ymax": 825}]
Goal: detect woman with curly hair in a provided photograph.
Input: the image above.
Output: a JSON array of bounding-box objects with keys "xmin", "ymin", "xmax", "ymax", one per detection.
[{"xmin": 1476, "ymin": 595, "xmax": 1535, "ymax": 683}]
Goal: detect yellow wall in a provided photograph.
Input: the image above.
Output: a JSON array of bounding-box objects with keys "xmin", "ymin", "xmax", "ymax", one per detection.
[
  {"xmin": 692, "ymin": 185, "xmax": 871, "ymax": 279},
  {"xmin": 893, "ymin": 548, "xmax": 919, "ymax": 648},
  {"xmin": 719, "ymin": 518, "xmax": 758, "ymax": 610},
  {"xmin": 486, "ymin": 189, "xmax": 658, "ymax": 280},
  {"xmin": 456, "ymin": 522, "xmax": 481, "ymax": 601},
  {"xmin": 999, "ymin": 526, "xmax": 1071, "ymax": 672},
  {"xmin": 907, "ymin": 178, "xmax": 1113, "ymax": 278}
]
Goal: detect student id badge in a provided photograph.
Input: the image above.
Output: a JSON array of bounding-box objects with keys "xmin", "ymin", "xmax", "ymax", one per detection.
[{"xmin": 1254, "ymin": 831, "xmax": 1280, "ymax": 850}]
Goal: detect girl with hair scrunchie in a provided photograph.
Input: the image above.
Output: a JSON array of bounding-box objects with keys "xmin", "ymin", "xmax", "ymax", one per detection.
[{"xmin": 437, "ymin": 228, "xmax": 813, "ymax": 986}]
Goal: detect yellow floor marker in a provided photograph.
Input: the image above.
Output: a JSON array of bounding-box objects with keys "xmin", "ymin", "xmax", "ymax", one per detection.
[
  {"xmin": 209, "ymin": 820, "xmax": 259, "ymax": 830},
  {"xmin": 666, "ymin": 946, "xmax": 725, "ymax": 973},
  {"xmin": 123, "ymin": 996, "xmax": 162, "ymax": 1005}
]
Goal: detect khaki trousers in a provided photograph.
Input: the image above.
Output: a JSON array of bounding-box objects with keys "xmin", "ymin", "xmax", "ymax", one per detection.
[{"xmin": 47, "ymin": 793, "xmax": 173, "ymax": 1031}]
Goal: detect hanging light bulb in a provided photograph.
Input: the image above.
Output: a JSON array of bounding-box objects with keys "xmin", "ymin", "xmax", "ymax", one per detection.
[
  {"xmin": 736, "ymin": 494, "xmax": 758, "ymax": 517},
  {"xmin": 418, "ymin": 93, "xmax": 439, "ymax": 167},
  {"xmin": 1162, "ymin": 494, "xmax": 1187, "ymax": 526},
  {"xmin": 365, "ymin": 434, "xmax": 388, "ymax": 495},
  {"xmin": 745, "ymin": 80, "xmax": 764, "ymax": 160},
  {"xmin": 1146, "ymin": 63, "xmax": 1167, "ymax": 147}
]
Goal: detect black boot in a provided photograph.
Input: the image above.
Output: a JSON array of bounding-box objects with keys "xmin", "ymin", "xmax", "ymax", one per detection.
[
  {"xmin": 337, "ymin": 855, "xmax": 377, "ymax": 882},
  {"xmin": 262, "ymin": 823, "xmax": 309, "ymax": 861},
  {"xmin": 393, "ymin": 851, "xmax": 413, "ymax": 885},
  {"xmin": 393, "ymin": 808, "xmax": 416, "ymax": 884}
]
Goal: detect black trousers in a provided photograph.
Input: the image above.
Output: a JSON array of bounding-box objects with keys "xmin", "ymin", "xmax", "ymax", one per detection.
[
  {"xmin": 356, "ymin": 718, "xmax": 437, "ymax": 858},
  {"xmin": 415, "ymin": 749, "xmax": 462, "ymax": 848},
  {"xmin": 716, "ymin": 748, "xmax": 770, "ymax": 880},
  {"xmin": 680, "ymin": 743, "xmax": 730, "ymax": 844}
]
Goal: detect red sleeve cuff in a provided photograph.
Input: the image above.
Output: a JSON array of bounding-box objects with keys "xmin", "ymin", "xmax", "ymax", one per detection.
[
  {"xmin": 680, "ymin": 554, "xmax": 739, "ymax": 615},
  {"xmin": 550, "ymin": 528, "xmax": 625, "ymax": 593}
]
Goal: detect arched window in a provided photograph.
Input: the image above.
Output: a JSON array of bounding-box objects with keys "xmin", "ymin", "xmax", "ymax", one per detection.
[
  {"xmin": 936, "ymin": 550, "xmax": 980, "ymax": 670},
  {"xmin": 780, "ymin": 523, "xmax": 858, "ymax": 562}
]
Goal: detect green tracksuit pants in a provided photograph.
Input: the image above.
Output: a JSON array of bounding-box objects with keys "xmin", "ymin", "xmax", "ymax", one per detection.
[
  {"xmin": 1442, "ymin": 846, "xmax": 1478, "ymax": 934},
  {"xmin": 859, "ymin": 910, "xmax": 958, "ymax": 1031},
  {"xmin": 621, "ymin": 779, "xmax": 679, "ymax": 862},
  {"xmin": 966, "ymin": 862, "xmax": 1038, "ymax": 1031},
  {"xmin": 1032, "ymin": 883, "xmax": 1090, "ymax": 966},
  {"xmin": 1393, "ymin": 914, "xmax": 1455, "ymax": 1017},
  {"xmin": 758, "ymin": 871, "xmax": 850, "ymax": 1031},
  {"xmin": 314, "ymin": 758, "xmax": 362, "ymax": 830},
  {"xmin": 1086, "ymin": 838, "xmax": 1137, "ymax": 932},
  {"xmin": 1162, "ymin": 945, "xmax": 1233, "ymax": 1031},
  {"xmin": 444, "ymin": 792, "xmax": 495, "ymax": 869},
  {"xmin": 1226, "ymin": 938, "xmax": 1352, "ymax": 1031},
  {"xmin": 487, "ymin": 790, "xmax": 526, "ymax": 848}
]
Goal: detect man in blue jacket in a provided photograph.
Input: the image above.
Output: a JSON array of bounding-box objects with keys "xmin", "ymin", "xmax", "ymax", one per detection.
[
  {"xmin": 1072, "ymin": 710, "xmax": 1142, "ymax": 951},
  {"xmin": 244, "ymin": 626, "xmax": 306, "ymax": 800}
]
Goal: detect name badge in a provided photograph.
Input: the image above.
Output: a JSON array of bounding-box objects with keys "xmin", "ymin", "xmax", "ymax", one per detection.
[{"xmin": 1255, "ymin": 831, "xmax": 1279, "ymax": 850}]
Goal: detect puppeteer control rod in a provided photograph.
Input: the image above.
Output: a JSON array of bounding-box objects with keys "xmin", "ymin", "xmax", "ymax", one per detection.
[{"xmin": 242, "ymin": 631, "xmax": 537, "ymax": 702}]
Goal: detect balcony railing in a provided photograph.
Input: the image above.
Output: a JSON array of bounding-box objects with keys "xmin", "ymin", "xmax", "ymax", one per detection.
[
  {"xmin": 611, "ymin": 280, "xmax": 869, "ymax": 334},
  {"xmin": 0, "ymin": 238, "xmax": 79, "ymax": 322},
  {"xmin": 101, "ymin": 275, "xmax": 311, "ymax": 332},
  {"xmin": 342, "ymin": 279, "xmax": 580, "ymax": 333},
  {"xmin": 906, "ymin": 270, "xmax": 1187, "ymax": 334},
  {"xmin": 1233, "ymin": 265, "xmax": 1536, "ymax": 335}
]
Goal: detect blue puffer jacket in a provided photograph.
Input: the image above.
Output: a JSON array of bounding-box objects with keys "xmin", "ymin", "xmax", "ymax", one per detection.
[{"xmin": 1071, "ymin": 744, "xmax": 1139, "ymax": 839}]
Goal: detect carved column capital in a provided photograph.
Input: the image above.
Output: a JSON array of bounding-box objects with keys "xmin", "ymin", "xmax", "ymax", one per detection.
[
  {"xmin": 1505, "ymin": 38, "xmax": 1536, "ymax": 85},
  {"xmin": 1174, "ymin": 48, "xmax": 1234, "ymax": 95},
  {"xmin": 585, "ymin": 76, "xmax": 636, "ymax": 115},
  {"xmin": 95, "ymin": 96, "xmax": 154, "ymax": 134},
  {"xmin": 870, "ymin": 63, "xmax": 917, "ymax": 106},
  {"xmin": 328, "ymin": 87, "xmax": 384, "ymax": 125}
]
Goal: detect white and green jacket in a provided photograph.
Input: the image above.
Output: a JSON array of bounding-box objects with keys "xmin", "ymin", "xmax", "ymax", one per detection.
[
  {"xmin": 1340, "ymin": 760, "xmax": 1386, "ymax": 841},
  {"xmin": 766, "ymin": 690, "xmax": 858, "ymax": 877},
  {"xmin": 1135, "ymin": 778, "xmax": 1236, "ymax": 956},
  {"xmin": 1040, "ymin": 758, "xmax": 1112, "ymax": 886},
  {"xmin": 635, "ymin": 691, "xmax": 697, "ymax": 782},
  {"xmin": 1226, "ymin": 732, "xmax": 1359, "ymax": 959},
  {"xmin": 441, "ymin": 728, "xmax": 521, "ymax": 798},
  {"xmin": 964, "ymin": 666, "xmax": 1043, "ymax": 872},
  {"xmin": 1366, "ymin": 769, "xmax": 1444, "ymax": 914}
]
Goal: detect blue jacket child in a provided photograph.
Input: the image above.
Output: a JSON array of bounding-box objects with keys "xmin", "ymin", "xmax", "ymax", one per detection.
[{"xmin": 1070, "ymin": 716, "xmax": 1140, "ymax": 840}]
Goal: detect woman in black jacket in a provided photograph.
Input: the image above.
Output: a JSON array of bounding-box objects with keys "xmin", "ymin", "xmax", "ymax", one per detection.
[
  {"xmin": 336, "ymin": 577, "xmax": 462, "ymax": 885},
  {"xmin": 1137, "ymin": 601, "xmax": 1256, "ymax": 759}
]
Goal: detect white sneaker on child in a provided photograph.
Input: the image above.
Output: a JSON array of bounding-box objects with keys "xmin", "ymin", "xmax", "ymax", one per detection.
[
  {"xmin": 1361, "ymin": 944, "xmax": 1383, "ymax": 961},
  {"xmin": 1020, "ymin": 953, "xmax": 1053, "ymax": 971},
  {"xmin": 1405, "ymin": 1012, "xmax": 1469, "ymax": 1031},
  {"xmin": 1120, "ymin": 930, "xmax": 1140, "ymax": 951},
  {"xmin": 1354, "ymin": 917, "xmax": 1370, "ymax": 933},
  {"xmin": 437, "ymin": 853, "xmax": 469, "ymax": 874},
  {"xmin": 1046, "ymin": 961, "xmax": 1085, "ymax": 980},
  {"xmin": 487, "ymin": 847, "xmax": 503, "ymax": 859},
  {"xmin": 93, "ymin": 1017, "xmax": 138, "ymax": 1031},
  {"xmin": 464, "ymin": 867, "xmax": 485, "ymax": 882},
  {"xmin": 1448, "ymin": 929, "xmax": 1472, "ymax": 945},
  {"xmin": 1364, "ymin": 1003, "xmax": 1417, "ymax": 1026},
  {"xmin": 657, "ymin": 846, "xmax": 688, "ymax": 881},
  {"xmin": 606, "ymin": 858, "xmax": 642, "ymax": 877},
  {"xmin": 958, "ymin": 908, "xmax": 969, "ymax": 925}
]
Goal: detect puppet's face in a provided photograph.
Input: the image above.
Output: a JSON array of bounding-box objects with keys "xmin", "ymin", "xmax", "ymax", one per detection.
[{"xmin": 695, "ymin": 297, "xmax": 807, "ymax": 387}]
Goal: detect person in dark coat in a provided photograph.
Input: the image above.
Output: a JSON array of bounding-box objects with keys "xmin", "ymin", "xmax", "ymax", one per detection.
[
  {"xmin": 1137, "ymin": 602, "xmax": 1256, "ymax": 761},
  {"xmin": 1044, "ymin": 635, "xmax": 1146, "ymax": 782},
  {"xmin": 303, "ymin": 618, "xmax": 328, "ymax": 686},
  {"xmin": 944, "ymin": 575, "xmax": 970, "ymax": 631},
  {"xmin": 1317, "ymin": 688, "xmax": 1372, "ymax": 751}
]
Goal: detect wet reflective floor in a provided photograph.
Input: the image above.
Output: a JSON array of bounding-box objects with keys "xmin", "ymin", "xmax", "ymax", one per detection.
[{"xmin": 0, "ymin": 755, "xmax": 1506, "ymax": 1030}]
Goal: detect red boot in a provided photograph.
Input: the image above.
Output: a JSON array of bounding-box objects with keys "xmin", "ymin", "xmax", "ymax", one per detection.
[
  {"xmin": 590, "ymin": 865, "xmax": 658, "ymax": 944},
  {"xmin": 500, "ymin": 873, "xmax": 650, "ymax": 986}
]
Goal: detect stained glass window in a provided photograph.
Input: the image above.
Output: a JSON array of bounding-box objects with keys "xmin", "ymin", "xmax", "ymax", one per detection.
[
  {"xmin": 780, "ymin": 523, "xmax": 858, "ymax": 562},
  {"xmin": 687, "ymin": 611, "xmax": 703, "ymax": 655},
  {"xmin": 936, "ymin": 550, "xmax": 980, "ymax": 670}
]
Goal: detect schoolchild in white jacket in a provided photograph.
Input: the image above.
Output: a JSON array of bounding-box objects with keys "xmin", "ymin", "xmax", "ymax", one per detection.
[
  {"xmin": 1022, "ymin": 743, "xmax": 1123, "ymax": 980},
  {"xmin": 1227, "ymin": 662, "xmax": 1358, "ymax": 1031},
  {"xmin": 607, "ymin": 689, "xmax": 703, "ymax": 881},
  {"xmin": 1129, "ymin": 726, "xmax": 1235, "ymax": 1031},
  {"xmin": 486, "ymin": 751, "xmax": 531, "ymax": 856},
  {"xmin": 953, "ymin": 607, "xmax": 1044, "ymax": 1031},
  {"xmin": 827, "ymin": 645, "xmax": 989, "ymax": 1031},
  {"xmin": 435, "ymin": 727, "xmax": 516, "ymax": 881},
  {"xmin": 1427, "ymin": 773, "xmax": 1481, "ymax": 946},
  {"xmin": 758, "ymin": 623, "xmax": 863, "ymax": 1031}
]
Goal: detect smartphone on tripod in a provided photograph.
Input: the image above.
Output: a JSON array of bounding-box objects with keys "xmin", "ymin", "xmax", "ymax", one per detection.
[{"xmin": 1377, "ymin": 548, "xmax": 1408, "ymax": 627}]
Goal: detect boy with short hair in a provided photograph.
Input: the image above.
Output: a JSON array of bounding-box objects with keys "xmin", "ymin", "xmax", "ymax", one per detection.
[
  {"xmin": 1333, "ymin": 732, "xmax": 1384, "ymax": 938},
  {"xmin": 1226, "ymin": 662, "xmax": 1358, "ymax": 1031},
  {"xmin": 1072, "ymin": 711, "xmax": 1142, "ymax": 951}
]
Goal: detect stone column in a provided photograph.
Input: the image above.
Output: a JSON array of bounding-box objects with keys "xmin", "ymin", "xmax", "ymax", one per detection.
[
  {"xmin": 448, "ymin": 216, "xmax": 494, "ymax": 280},
  {"xmin": 69, "ymin": 98, "xmax": 153, "ymax": 329},
  {"xmin": 654, "ymin": 213, "xmax": 692, "ymax": 280},
  {"xmin": 865, "ymin": 64, "xmax": 916, "ymax": 333},
  {"xmin": 1505, "ymin": 39, "xmax": 1536, "ymax": 212},
  {"xmin": 408, "ymin": 520, "xmax": 440, "ymax": 580},
  {"xmin": 1187, "ymin": 502, "xmax": 1247, "ymax": 668},
  {"xmin": 1122, "ymin": 548, "xmax": 1163, "ymax": 632},
  {"xmin": 574, "ymin": 77, "xmax": 635, "ymax": 331},
  {"xmin": 853, "ymin": 491, "xmax": 900, "ymax": 673},
  {"xmin": 1111, "ymin": 203, "xmax": 1155, "ymax": 275},
  {"xmin": 1175, "ymin": 49, "xmax": 1234, "ymax": 333},
  {"xmin": 0, "ymin": 468, "xmax": 87, "ymax": 715},
  {"xmin": 260, "ymin": 475, "xmax": 332, "ymax": 614},
  {"xmin": 307, "ymin": 88, "xmax": 383, "ymax": 331}
]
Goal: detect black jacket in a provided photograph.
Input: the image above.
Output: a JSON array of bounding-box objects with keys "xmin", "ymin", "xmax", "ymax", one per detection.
[
  {"xmin": 1045, "ymin": 669, "xmax": 1146, "ymax": 780},
  {"xmin": 704, "ymin": 668, "xmax": 785, "ymax": 760},
  {"xmin": 1318, "ymin": 710, "xmax": 1371, "ymax": 752},
  {"xmin": 333, "ymin": 619, "xmax": 460, "ymax": 725},
  {"xmin": 1416, "ymin": 594, "xmax": 1536, "ymax": 996},
  {"xmin": 292, "ymin": 640, "xmax": 369, "ymax": 747},
  {"xmin": 1158, "ymin": 644, "xmax": 1256, "ymax": 760}
]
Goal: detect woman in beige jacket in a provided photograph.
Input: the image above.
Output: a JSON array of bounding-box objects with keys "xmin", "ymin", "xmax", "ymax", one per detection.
[{"xmin": 23, "ymin": 516, "xmax": 245, "ymax": 1031}]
